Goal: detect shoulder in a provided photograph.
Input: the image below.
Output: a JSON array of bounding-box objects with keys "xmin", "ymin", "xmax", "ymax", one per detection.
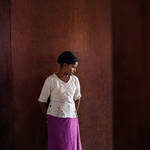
[
  {"xmin": 45, "ymin": 73, "xmax": 56, "ymax": 83},
  {"xmin": 72, "ymin": 74, "xmax": 78, "ymax": 80},
  {"xmin": 72, "ymin": 74, "xmax": 80, "ymax": 83}
]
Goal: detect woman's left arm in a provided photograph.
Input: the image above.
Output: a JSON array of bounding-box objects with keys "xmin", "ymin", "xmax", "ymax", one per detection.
[{"xmin": 75, "ymin": 99, "xmax": 81, "ymax": 112}]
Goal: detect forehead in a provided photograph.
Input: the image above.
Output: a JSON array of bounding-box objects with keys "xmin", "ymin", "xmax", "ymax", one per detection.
[{"xmin": 72, "ymin": 62, "xmax": 78, "ymax": 67}]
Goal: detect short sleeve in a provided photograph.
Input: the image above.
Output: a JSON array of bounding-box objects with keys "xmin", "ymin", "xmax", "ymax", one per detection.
[
  {"xmin": 38, "ymin": 78, "xmax": 51, "ymax": 103},
  {"xmin": 74, "ymin": 77, "xmax": 82, "ymax": 101}
]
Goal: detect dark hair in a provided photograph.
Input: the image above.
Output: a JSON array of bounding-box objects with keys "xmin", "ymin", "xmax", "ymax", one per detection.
[{"xmin": 57, "ymin": 51, "xmax": 78, "ymax": 67}]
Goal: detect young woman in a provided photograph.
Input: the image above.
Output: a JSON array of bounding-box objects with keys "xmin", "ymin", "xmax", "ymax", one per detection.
[{"xmin": 38, "ymin": 51, "xmax": 82, "ymax": 150}]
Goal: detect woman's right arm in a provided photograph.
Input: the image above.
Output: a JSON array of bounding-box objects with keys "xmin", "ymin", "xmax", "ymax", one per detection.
[{"xmin": 38, "ymin": 78, "xmax": 51, "ymax": 114}]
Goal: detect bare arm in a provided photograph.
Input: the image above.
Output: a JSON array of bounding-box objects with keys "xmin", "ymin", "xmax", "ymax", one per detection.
[
  {"xmin": 39, "ymin": 102, "xmax": 47, "ymax": 114},
  {"xmin": 75, "ymin": 99, "xmax": 81, "ymax": 112}
]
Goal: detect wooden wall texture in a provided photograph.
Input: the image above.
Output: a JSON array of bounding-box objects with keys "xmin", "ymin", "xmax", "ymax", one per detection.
[
  {"xmin": 2, "ymin": 0, "xmax": 150, "ymax": 150},
  {"xmin": 0, "ymin": 0, "xmax": 112, "ymax": 150},
  {"xmin": 112, "ymin": 0, "xmax": 150, "ymax": 149}
]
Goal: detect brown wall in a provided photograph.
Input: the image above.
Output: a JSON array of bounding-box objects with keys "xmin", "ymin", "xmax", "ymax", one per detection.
[
  {"xmin": 112, "ymin": 0, "xmax": 150, "ymax": 149},
  {"xmin": 10, "ymin": 0, "xmax": 113, "ymax": 150},
  {"xmin": 0, "ymin": 0, "xmax": 14, "ymax": 150},
  {"xmin": 2, "ymin": 0, "xmax": 150, "ymax": 150}
]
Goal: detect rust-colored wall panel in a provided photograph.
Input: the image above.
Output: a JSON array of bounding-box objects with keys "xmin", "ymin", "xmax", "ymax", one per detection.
[
  {"xmin": 0, "ymin": 0, "xmax": 13, "ymax": 150},
  {"xmin": 11, "ymin": 0, "xmax": 113, "ymax": 150},
  {"xmin": 141, "ymin": 0, "xmax": 150, "ymax": 149},
  {"xmin": 112, "ymin": 0, "xmax": 150, "ymax": 149}
]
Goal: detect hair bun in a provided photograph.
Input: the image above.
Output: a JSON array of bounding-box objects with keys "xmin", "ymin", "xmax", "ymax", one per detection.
[{"xmin": 57, "ymin": 51, "xmax": 78, "ymax": 66}]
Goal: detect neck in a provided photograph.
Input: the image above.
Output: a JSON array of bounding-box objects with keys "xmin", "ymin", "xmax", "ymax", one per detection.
[{"xmin": 57, "ymin": 69, "xmax": 69, "ymax": 78}]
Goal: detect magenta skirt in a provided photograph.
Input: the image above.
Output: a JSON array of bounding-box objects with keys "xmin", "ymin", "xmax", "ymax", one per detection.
[{"xmin": 47, "ymin": 114, "xmax": 82, "ymax": 150}]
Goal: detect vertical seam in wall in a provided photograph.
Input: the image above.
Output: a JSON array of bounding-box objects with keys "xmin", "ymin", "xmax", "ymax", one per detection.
[
  {"xmin": 110, "ymin": 0, "xmax": 114, "ymax": 150},
  {"xmin": 8, "ymin": 0, "xmax": 15, "ymax": 149},
  {"xmin": 141, "ymin": 0, "xmax": 147, "ymax": 78}
]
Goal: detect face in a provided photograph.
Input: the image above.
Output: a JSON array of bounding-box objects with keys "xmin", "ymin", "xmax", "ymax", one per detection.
[{"xmin": 64, "ymin": 62, "xmax": 78, "ymax": 75}]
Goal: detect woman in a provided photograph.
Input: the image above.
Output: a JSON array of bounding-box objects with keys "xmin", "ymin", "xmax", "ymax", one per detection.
[{"xmin": 38, "ymin": 51, "xmax": 82, "ymax": 150}]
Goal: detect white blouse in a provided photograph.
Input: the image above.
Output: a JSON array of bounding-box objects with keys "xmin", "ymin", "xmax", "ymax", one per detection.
[{"xmin": 38, "ymin": 73, "xmax": 82, "ymax": 118}]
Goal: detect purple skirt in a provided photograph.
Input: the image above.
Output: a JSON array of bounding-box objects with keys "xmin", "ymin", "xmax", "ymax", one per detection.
[{"xmin": 47, "ymin": 114, "xmax": 82, "ymax": 150}]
